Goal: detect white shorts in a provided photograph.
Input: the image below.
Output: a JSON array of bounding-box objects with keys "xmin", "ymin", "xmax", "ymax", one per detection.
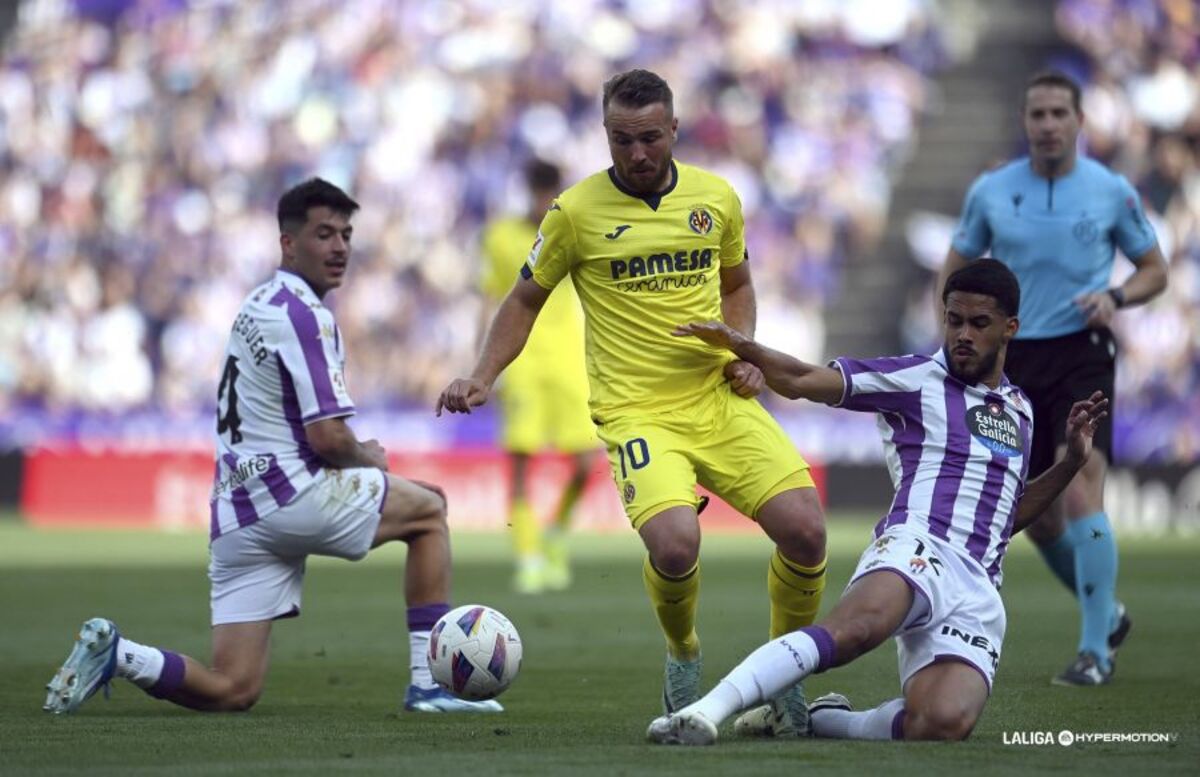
[
  {"xmin": 849, "ymin": 525, "xmax": 1006, "ymax": 693},
  {"xmin": 209, "ymin": 467, "xmax": 387, "ymax": 625}
]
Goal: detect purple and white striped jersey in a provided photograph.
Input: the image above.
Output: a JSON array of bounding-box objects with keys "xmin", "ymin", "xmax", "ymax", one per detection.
[
  {"xmin": 209, "ymin": 269, "xmax": 354, "ymax": 541},
  {"xmin": 831, "ymin": 350, "xmax": 1034, "ymax": 586}
]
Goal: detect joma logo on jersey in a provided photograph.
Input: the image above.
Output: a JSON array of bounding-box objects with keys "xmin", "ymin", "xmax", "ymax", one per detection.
[{"xmin": 610, "ymin": 248, "xmax": 713, "ymax": 280}]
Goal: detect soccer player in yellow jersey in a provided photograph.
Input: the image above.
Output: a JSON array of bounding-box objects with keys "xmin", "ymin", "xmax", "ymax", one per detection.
[
  {"xmin": 439, "ymin": 69, "xmax": 828, "ymax": 735},
  {"xmin": 479, "ymin": 159, "xmax": 597, "ymax": 594}
]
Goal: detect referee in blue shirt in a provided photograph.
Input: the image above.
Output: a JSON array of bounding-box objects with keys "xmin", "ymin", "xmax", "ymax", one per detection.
[{"xmin": 937, "ymin": 71, "xmax": 1168, "ymax": 686}]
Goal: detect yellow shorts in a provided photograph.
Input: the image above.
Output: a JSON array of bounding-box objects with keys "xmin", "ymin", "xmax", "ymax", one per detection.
[
  {"xmin": 496, "ymin": 359, "xmax": 596, "ymax": 454},
  {"xmin": 596, "ymin": 389, "xmax": 813, "ymax": 529}
]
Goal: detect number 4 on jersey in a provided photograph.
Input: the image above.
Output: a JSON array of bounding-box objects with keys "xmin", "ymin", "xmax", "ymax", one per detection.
[{"xmin": 217, "ymin": 355, "xmax": 244, "ymax": 444}]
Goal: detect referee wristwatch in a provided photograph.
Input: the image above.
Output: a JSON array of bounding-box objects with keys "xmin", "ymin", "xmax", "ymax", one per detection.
[{"xmin": 1107, "ymin": 287, "xmax": 1126, "ymax": 308}]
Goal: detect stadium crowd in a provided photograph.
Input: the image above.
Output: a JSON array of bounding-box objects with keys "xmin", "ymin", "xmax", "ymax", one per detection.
[
  {"xmin": 1055, "ymin": 0, "xmax": 1200, "ymax": 462},
  {"xmin": 0, "ymin": 0, "xmax": 949, "ymax": 420},
  {"xmin": 1, "ymin": 0, "xmax": 1193, "ymax": 462}
]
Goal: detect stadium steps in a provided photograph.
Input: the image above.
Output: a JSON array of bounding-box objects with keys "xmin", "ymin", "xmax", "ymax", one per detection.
[{"xmin": 826, "ymin": 0, "xmax": 1061, "ymax": 357}]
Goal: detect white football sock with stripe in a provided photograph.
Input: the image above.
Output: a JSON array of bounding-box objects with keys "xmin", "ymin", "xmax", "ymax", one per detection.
[
  {"xmin": 115, "ymin": 637, "xmax": 165, "ymax": 689},
  {"xmin": 812, "ymin": 697, "xmax": 905, "ymax": 740},
  {"xmin": 686, "ymin": 631, "xmax": 821, "ymax": 724}
]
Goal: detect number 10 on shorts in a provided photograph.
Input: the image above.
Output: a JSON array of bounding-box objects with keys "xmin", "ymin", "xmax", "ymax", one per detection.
[{"xmin": 616, "ymin": 438, "xmax": 650, "ymax": 479}]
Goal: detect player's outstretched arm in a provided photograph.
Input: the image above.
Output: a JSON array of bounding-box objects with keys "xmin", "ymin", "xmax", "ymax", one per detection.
[
  {"xmin": 1012, "ymin": 391, "xmax": 1109, "ymax": 534},
  {"xmin": 306, "ymin": 416, "xmax": 389, "ymax": 470},
  {"xmin": 673, "ymin": 321, "xmax": 844, "ymax": 404},
  {"xmin": 436, "ymin": 277, "xmax": 551, "ymax": 416}
]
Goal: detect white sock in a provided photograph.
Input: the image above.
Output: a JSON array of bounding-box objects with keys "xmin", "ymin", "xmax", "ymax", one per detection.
[
  {"xmin": 687, "ymin": 632, "xmax": 820, "ymax": 724},
  {"xmin": 409, "ymin": 630, "xmax": 436, "ymax": 689},
  {"xmin": 115, "ymin": 637, "xmax": 164, "ymax": 689},
  {"xmin": 812, "ymin": 697, "xmax": 905, "ymax": 740},
  {"xmin": 685, "ymin": 680, "xmax": 746, "ymax": 724}
]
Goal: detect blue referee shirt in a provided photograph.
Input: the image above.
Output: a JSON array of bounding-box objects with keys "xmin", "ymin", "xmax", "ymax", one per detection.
[{"xmin": 951, "ymin": 157, "xmax": 1158, "ymax": 339}]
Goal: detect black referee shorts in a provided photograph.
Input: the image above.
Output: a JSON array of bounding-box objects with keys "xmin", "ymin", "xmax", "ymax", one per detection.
[{"xmin": 1004, "ymin": 328, "xmax": 1116, "ymax": 479}]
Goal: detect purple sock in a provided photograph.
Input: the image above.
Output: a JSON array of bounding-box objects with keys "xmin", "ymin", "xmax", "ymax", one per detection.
[
  {"xmin": 149, "ymin": 650, "xmax": 185, "ymax": 698},
  {"xmin": 798, "ymin": 625, "xmax": 837, "ymax": 672},
  {"xmin": 892, "ymin": 708, "xmax": 906, "ymax": 740},
  {"xmin": 407, "ymin": 603, "xmax": 450, "ymax": 632}
]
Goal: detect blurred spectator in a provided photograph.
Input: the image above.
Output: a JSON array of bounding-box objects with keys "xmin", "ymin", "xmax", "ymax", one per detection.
[{"xmin": 0, "ymin": 0, "xmax": 951, "ymax": 430}]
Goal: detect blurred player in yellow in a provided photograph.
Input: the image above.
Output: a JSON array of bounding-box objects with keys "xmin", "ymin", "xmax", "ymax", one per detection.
[
  {"xmin": 479, "ymin": 159, "xmax": 597, "ymax": 594},
  {"xmin": 440, "ymin": 69, "xmax": 828, "ymax": 734}
]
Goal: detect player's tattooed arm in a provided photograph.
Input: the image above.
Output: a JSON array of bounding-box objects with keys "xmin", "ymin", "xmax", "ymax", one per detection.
[
  {"xmin": 1012, "ymin": 392, "xmax": 1108, "ymax": 534},
  {"xmin": 673, "ymin": 320, "xmax": 843, "ymax": 405}
]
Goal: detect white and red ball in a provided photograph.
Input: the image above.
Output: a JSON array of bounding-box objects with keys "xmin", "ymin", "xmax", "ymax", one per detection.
[{"xmin": 428, "ymin": 604, "xmax": 522, "ymax": 701}]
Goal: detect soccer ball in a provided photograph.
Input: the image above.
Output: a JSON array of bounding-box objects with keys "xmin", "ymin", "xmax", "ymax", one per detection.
[{"xmin": 428, "ymin": 604, "xmax": 522, "ymax": 701}]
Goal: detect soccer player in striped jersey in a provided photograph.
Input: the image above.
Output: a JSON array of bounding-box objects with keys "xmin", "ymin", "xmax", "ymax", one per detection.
[
  {"xmin": 439, "ymin": 69, "xmax": 827, "ymax": 733},
  {"xmin": 44, "ymin": 178, "xmax": 500, "ymax": 715},
  {"xmin": 937, "ymin": 72, "xmax": 1168, "ymax": 685},
  {"xmin": 648, "ymin": 260, "xmax": 1109, "ymax": 744}
]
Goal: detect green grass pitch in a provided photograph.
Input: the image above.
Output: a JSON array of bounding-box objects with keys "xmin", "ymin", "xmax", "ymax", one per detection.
[{"xmin": 0, "ymin": 513, "xmax": 1195, "ymax": 775}]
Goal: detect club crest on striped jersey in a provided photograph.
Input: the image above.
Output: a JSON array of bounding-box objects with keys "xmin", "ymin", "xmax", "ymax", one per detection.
[
  {"xmin": 687, "ymin": 207, "xmax": 713, "ymax": 235},
  {"xmin": 456, "ymin": 606, "xmax": 486, "ymax": 637},
  {"xmin": 968, "ymin": 402, "xmax": 1021, "ymax": 457},
  {"xmin": 1008, "ymin": 391, "xmax": 1029, "ymax": 418}
]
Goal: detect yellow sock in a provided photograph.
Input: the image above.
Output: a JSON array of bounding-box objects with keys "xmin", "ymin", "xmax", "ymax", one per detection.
[
  {"xmin": 642, "ymin": 556, "xmax": 701, "ymax": 660},
  {"xmin": 510, "ymin": 498, "xmax": 541, "ymax": 560},
  {"xmin": 768, "ymin": 548, "xmax": 826, "ymax": 639}
]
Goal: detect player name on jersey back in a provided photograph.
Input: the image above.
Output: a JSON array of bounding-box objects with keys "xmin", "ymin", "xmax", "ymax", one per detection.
[{"xmin": 209, "ymin": 269, "xmax": 354, "ymax": 541}]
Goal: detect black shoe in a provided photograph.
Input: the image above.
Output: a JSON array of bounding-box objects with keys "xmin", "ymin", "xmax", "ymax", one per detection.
[
  {"xmin": 1051, "ymin": 652, "xmax": 1113, "ymax": 687},
  {"xmin": 1108, "ymin": 601, "xmax": 1132, "ymax": 652}
]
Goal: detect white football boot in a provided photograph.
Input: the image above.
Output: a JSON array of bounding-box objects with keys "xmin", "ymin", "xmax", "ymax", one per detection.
[
  {"xmin": 646, "ymin": 710, "xmax": 719, "ymax": 746},
  {"xmin": 44, "ymin": 618, "xmax": 120, "ymax": 714}
]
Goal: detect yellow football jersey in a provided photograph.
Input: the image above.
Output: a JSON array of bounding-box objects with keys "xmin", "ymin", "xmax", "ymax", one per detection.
[
  {"xmin": 523, "ymin": 161, "xmax": 745, "ymax": 420},
  {"xmin": 481, "ymin": 215, "xmax": 587, "ymax": 366}
]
